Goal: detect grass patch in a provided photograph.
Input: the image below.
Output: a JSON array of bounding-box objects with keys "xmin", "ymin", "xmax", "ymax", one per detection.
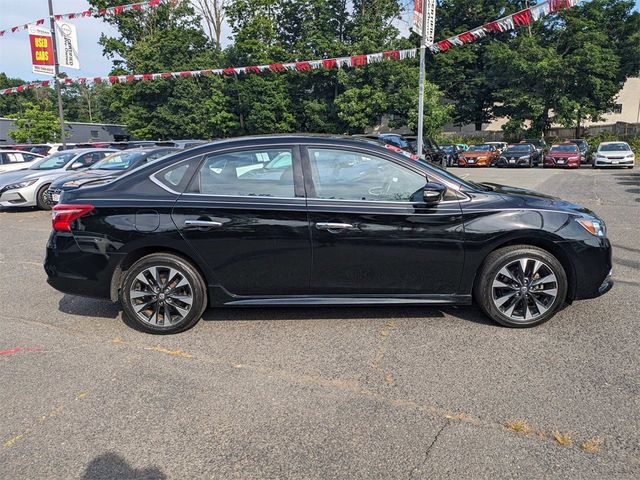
[
  {"xmin": 505, "ymin": 419, "xmax": 535, "ymax": 435},
  {"xmin": 580, "ymin": 437, "xmax": 603, "ymax": 453},
  {"xmin": 552, "ymin": 430, "xmax": 572, "ymax": 446}
]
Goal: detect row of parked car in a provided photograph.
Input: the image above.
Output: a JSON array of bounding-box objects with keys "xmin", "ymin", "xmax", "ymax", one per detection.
[{"xmin": 369, "ymin": 134, "xmax": 635, "ymax": 169}]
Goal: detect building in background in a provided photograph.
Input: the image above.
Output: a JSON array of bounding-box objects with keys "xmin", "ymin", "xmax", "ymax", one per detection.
[
  {"xmin": 0, "ymin": 118, "xmax": 128, "ymax": 144},
  {"xmin": 443, "ymin": 77, "xmax": 640, "ymax": 139}
]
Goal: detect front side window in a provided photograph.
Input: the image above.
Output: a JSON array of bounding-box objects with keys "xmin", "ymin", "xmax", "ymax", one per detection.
[
  {"xmin": 191, "ymin": 148, "xmax": 295, "ymax": 198},
  {"xmin": 307, "ymin": 148, "xmax": 426, "ymax": 202}
]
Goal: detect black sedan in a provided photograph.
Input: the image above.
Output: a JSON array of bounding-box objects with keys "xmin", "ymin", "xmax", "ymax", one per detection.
[
  {"xmin": 496, "ymin": 144, "xmax": 541, "ymax": 167},
  {"xmin": 45, "ymin": 147, "xmax": 178, "ymax": 205},
  {"xmin": 44, "ymin": 135, "xmax": 612, "ymax": 333}
]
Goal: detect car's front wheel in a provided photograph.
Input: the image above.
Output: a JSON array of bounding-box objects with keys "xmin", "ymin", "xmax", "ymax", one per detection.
[
  {"xmin": 120, "ymin": 253, "xmax": 208, "ymax": 334},
  {"xmin": 474, "ymin": 245, "xmax": 567, "ymax": 327},
  {"xmin": 36, "ymin": 184, "xmax": 52, "ymax": 210}
]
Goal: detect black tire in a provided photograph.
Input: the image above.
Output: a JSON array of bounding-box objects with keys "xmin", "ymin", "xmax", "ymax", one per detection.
[
  {"xmin": 36, "ymin": 184, "xmax": 52, "ymax": 210},
  {"xmin": 120, "ymin": 253, "xmax": 208, "ymax": 334},
  {"xmin": 474, "ymin": 245, "xmax": 568, "ymax": 328}
]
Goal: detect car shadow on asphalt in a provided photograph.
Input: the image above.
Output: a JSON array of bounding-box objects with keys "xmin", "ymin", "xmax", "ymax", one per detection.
[
  {"xmin": 58, "ymin": 295, "xmax": 121, "ymax": 319},
  {"xmin": 81, "ymin": 452, "xmax": 166, "ymax": 480},
  {"xmin": 200, "ymin": 304, "xmax": 497, "ymax": 327},
  {"xmin": 57, "ymin": 294, "xmax": 496, "ymax": 331},
  {"xmin": 612, "ymin": 171, "xmax": 640, "ymax": 201}
]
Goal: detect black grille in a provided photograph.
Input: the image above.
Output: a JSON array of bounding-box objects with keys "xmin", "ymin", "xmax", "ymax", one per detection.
[{"xmin": 45, "ymin": 187, "xmax": 62, "ymax": 205}]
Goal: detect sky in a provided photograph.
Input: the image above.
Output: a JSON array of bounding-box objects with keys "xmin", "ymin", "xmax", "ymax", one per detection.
[{"xmin": 0, "ymin": 0, "xmax": 639, "ymax": 82}]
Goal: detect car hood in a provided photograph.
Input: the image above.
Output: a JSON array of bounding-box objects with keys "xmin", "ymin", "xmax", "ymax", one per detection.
[
  {"xmin": 596, "ymin": 151, "xmax": 631, "ymax": 157},
  {"xmin": 503, "ymin": 151, "xmax": 531, "ymax": 157},
  {"xmin": 51, "ymin": 169, "xmax": 123, "ymax": 189},
  {"xmin": 481, "ymin": 183, "xmax": 594, "ymax": 216},
  {"xmin": 0, "ymin": 168, "xmax": 37, "ymax": 186},
  {"xmin": 462, "ymin": 152, "xmax": 491, "ymax": 157},
  {"xmin": 547, "ymin": 152, "xmax": 580, "ymax": 158}
]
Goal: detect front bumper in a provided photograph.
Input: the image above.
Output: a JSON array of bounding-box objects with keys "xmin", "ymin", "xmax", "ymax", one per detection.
[
  {"xmin": 498, "ymin": 157, "xmax": 530, "ymax": 167},
  {"xmin": 544, "ymin": 158, "xmax": 580, "ymax": 168},
  {"xmin": 0, "ymin": 183, "xmax": 38, "ymax": 207},
  {"xmin": 459, "ymin": 158, "xmax": 490, "ymax": 167},
  {"xmin": 593, "ymin": 157, "xmax": 634, "ymax": 167},
  {"xmin": 564, "ymin": 237, "xmax": 613, "ymax": 300}
]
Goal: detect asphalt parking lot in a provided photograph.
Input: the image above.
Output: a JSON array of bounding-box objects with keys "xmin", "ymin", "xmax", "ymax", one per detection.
[{"xmin": 1, "ymin": 166, "xmax": 639, "ymax": 479}]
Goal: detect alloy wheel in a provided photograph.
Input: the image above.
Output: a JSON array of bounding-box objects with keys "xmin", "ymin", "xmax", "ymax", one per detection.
[
  {"xmin": 491, "ymin": 257, "xmax": 558, "ymax": 322},
  {"xmin": 129, "ymin": 265, "xmax": 194, "ymax": 327}
]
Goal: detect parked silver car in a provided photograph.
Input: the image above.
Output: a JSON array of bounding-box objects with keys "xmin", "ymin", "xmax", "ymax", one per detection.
[
  {"xmin": 0, "ymin": 149, "xmax": 116, "ymax": 210},
  {"xmin": 592, "ymin": 142, "xmax": 635, "ymax": 168}
]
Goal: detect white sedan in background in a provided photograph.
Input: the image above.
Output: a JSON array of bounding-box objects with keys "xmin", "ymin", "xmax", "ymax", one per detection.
[
  {"xmin": 0, "ymin": 150, "xmax": 44, "ymax": 173},
  {"xmin": 592, "ymin": 142, "xmax": 635, "ymax": 168}
]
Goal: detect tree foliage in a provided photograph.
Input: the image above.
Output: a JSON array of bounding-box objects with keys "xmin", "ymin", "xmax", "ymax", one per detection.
[
  {"xmin": 9, "ymin": 99, "xmax": 63, "ymax": 143},
  {"xmin": 2, "ymin": 0, "xmax": 637, "ymax": 140}
]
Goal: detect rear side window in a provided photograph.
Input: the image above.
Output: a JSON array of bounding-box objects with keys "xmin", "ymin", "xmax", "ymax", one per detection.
[
  {"xmin": 189, "ymin": 148, "xmax": 295, "ymax": 198},
  {"xmin": 5, "ymin": 153, "xmax": 24, "ymax": 163}
]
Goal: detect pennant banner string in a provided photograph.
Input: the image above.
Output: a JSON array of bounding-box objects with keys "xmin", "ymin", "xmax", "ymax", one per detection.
[
  {"xmin": 0, "ymin": 0, "xmax": 178, "ymax": 38},
  {"xmin": 0, "ymin": 0, "xmax": 580, "ymax": 95}
]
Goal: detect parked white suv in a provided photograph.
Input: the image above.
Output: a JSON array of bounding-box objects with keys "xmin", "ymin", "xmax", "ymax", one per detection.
[
  {"xmin": 592, "ymin": 142, "xmax": 635, "ymax": 168},
  {"xmin": 0, "ymin": 150, "xmax": 44, "ymax": 173}
]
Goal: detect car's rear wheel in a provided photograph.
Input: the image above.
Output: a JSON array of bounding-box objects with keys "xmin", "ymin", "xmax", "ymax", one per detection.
[
  {"xmin": 474, "ymin": 245, "xmax": 567, "ymax": 328},
  {"xmin": 120, "ymin": 253, "xmax": 208, "ymax": 334},
  {"xmin": 36, "ymin": 184, "xmax": 52, "ymax": 210}
]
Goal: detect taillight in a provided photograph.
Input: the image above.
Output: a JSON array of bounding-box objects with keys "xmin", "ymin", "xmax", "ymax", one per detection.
[{"xmin": 51, "ymin": 204, "xmax": 94, "ymax": 231}]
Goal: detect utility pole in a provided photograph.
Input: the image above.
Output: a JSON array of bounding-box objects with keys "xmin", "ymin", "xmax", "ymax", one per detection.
[
  {"xmin": 48, "ymin": 0, "xmax": 66, "ymax": 148},
  {"xmin": 416, "ymin": 0, "xmax": 428, "ymax": 162}
]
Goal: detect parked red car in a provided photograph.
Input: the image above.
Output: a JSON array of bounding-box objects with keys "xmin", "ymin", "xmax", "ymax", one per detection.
[{"xmin": 544, "ymin": 143, "xmax": 581, "ymax": 168}]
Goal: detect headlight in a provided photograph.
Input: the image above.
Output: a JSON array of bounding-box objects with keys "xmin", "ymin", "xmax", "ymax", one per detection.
[
  {"xmin": 576, "ymin": 218, "xmax": 606, "ymax": 237},
  {"xmin": 626, "ymin": 153, "xmax": 635, "ymax": 158},
  {"xmin": 518, "ymin": 155, "xmax": 531, "ymax": 160},
  {"xmin": 5, "ymin": 179, "xmax": 37, "ymax": 190},
  {"xmin": 596, "ymin": 154, "xmax": 606, "ymax": 159}
]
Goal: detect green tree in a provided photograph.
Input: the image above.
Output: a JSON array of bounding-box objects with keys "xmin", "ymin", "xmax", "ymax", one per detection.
[
  {"xmin": 485, "ymin": 0, "xmax": 640, "ymax": 138},
  {"xmin": 89, "ymin": 0, "xmax": 235, "ymax": 139},
  {"xmin": 9, "ymin": 99, "xmax": 63, "ymax": 143},
  {"xmin": 428, "ymin": 0, "xmax": 514, "ymax": 131}
]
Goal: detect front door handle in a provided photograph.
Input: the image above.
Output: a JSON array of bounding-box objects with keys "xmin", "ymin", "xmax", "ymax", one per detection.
[
  {"xmin": 315, "ymin": 222, "xmax": 355, "ymax": 232},
  {"xmin": 184, "ymin": 219, "xmax": 223, "ymax": 229}
]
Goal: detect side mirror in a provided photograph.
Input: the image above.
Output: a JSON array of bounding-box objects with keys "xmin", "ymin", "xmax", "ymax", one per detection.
[
  {"xmin": 70, "ymin": 161, "xmax": 84, "ymax": 170},
  {"xmin": 416, "ymin": 182, "xmax": 446, "ymax": 206}
]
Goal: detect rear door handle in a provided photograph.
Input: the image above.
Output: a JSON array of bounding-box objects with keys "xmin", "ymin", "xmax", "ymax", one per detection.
[
  {"xmin": 184, "ymin": 219, "xmax": 223, "ymax": 228},
  {"xmin": 315, "ymin": 222, "xmax": 355, "ymax": 232}
]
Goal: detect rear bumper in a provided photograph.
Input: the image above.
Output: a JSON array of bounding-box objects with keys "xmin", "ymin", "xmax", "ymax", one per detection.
[{"xmin": 44, "ymin": 232, "xmax": 124, "ymax": 300}]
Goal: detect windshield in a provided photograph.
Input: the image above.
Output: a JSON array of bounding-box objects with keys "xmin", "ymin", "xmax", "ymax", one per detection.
[
  {"xmin": 599, "ymin": 143, "xmax": 630, "ymax": 152},
  {"xmin": 550, "ymin": 145, "xmax": 579, "ymax": 153},
  {"xmin": 440, "ymin": 145, "xmax": 456, "ymax": 152},
  {"xmin": 468, "ymin": 145, "xmax": 492, "ymax": 152},
  {"xmin": 505, "ymin": 145, "xmax": 531, "ymax": 153},
  {"xmin": 29, "ymin": 152, "xmax": 76, "ymax": 170},
  {"xmin": 570, "ymin": 140, "xmax": 587, "ymax": 148},
  {"xmin": 91, "ymin": 152, "xmax": 145, "ymax": 170}
]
